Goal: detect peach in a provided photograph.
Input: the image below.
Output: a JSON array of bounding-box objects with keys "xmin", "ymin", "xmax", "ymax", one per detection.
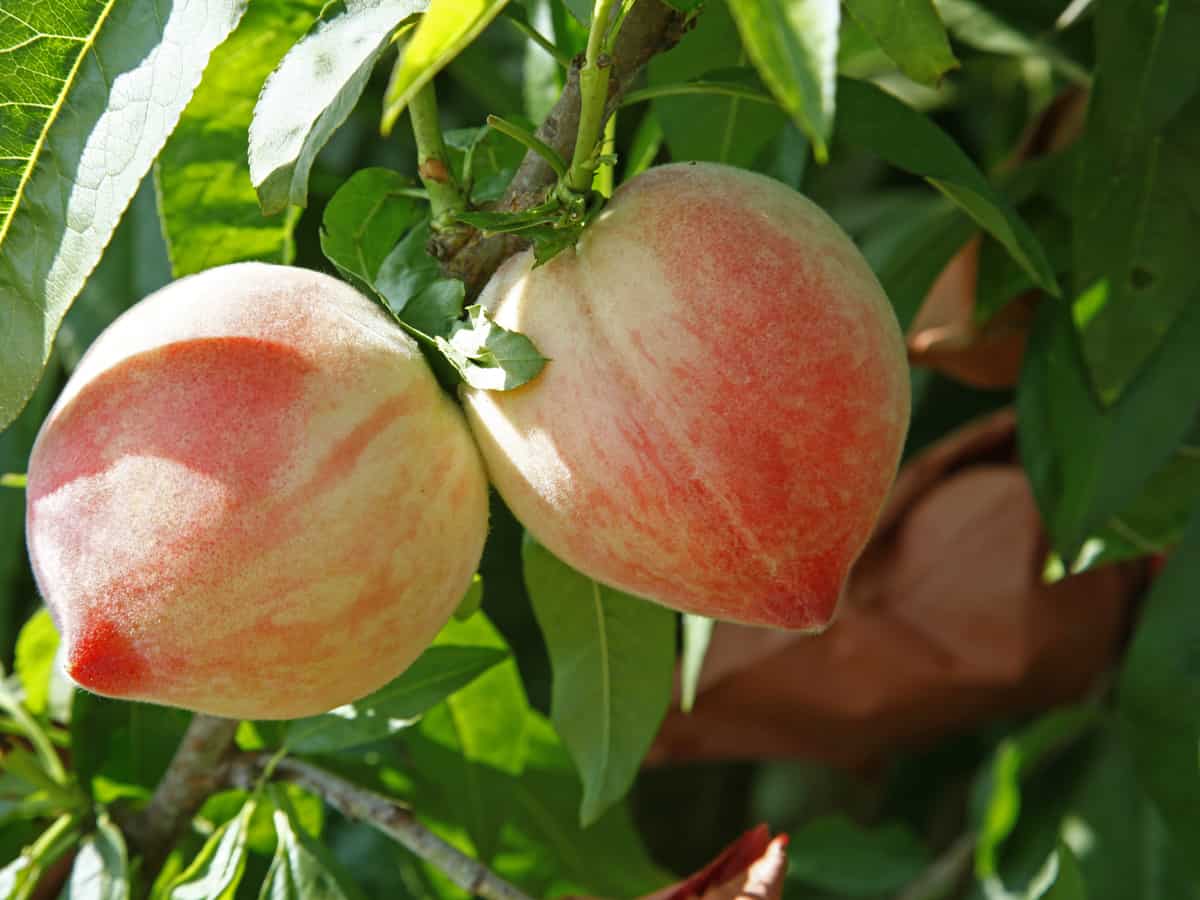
[
  {"xmin": 26, "ymin": 263, "xmax": 488, "ymax": 719},
  {"xmin": 463, "ymin": 163, "xmax": 909, "ymax": 629}
]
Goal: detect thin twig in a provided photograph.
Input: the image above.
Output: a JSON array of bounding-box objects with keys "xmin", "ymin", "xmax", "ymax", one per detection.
[
  {"xmin": 230, "ymin": 754, "xmax": 534, "ymax": 900},
  {"xmin": 125, "ymin": 714, "xmax": 240, "ymax": 881}
]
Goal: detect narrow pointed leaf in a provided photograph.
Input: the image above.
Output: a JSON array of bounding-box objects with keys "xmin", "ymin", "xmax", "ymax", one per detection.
[
  {"xmin": 158, "ymin": 0, "xmax": 324, "ymax": 276},
  {"xmin": 63, "ymin": 814, "xmax": 130, "ymax": 900},
  {"xmin": 843, "ymin": 0, "xmax": 957, "ymax": 86},
  {"xmin": 523, "ymin": 536, "xmax": 675, "ymax": 826},
  {"xmin": 166, "ymin": 798, "xmax": 255, "ymax": 900},
  {"xmin": 249, "ymin": 0, "xmax": 427, "ymax": 216},
  {"xmin": 0, "ymin": 0, "xmax": 248, "ymax": 429},
  {"xmin": 837, "ymin": 77, "xmax": 1058, "ymax": 295},
  {"xmin": 727, "ymin": 0, "xmax": 840, "ymax": 162},
  {"xmin": 381, "ymin": 0, "xmax": 513, "ymax": 134}
]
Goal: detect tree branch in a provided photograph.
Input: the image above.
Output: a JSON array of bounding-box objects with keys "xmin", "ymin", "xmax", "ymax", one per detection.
[
  {"xmin": 432, "ymin": 0, "xmax": 685, "ymax": 296},
  {"xmin": 230, "ymin": 753, "xmax": 535, "ymax": 900},
  {"xmin": 124, "ymin": 714, "xmax": 240, "ymax": 878}
]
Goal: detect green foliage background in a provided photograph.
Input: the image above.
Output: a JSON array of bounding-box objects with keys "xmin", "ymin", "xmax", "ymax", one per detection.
[{"xmin": 1, "ymin": 0, "xmax": 1198, "ymax": 897}]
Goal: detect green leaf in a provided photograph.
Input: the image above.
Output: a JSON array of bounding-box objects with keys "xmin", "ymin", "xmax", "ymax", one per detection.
[
  {"xmin": 787, "ymin": 815, "xmax": 929, "ymax": 896},
  {"xmin": 624, "ymin": 111, "xmax": 664, "ymax": 181},
  {"xmin": 1017, "ymin": 298, "xmax": 1200, "ymax": 562},
  {"xmin": 1117, "ymin": 507, "xmax": 1200, "ymax": 880},
  {"xmin": 63, "ymin": 813, "xmax": 130, "ymax": 900},
  {"xmin": 837, "ymin": 77, "xmax": 1059, "ymax": 295},
  {"xmin": 70, "ymin": 694, "xmax": 191, "ymax": 804},
  {"xmin": 250, "ymin": 0, "xmax": 427, "ymax": 216},
  {"xmin": 973, "ymin": 705, "xmax": 1100, "ymax": 880},
  {"xmin": 0, "ymin": 813, "xmax": 81, "ymax": 900},
  {"xmin": 410, "ymin": 612, "xmax": 531, "ymax": 863},
  {"xmin": 319, "ymin": 168, "xmax": 425, "ymax": 295},
  {"xmin": 436, "ymin": 305, "xmax": 548, "ymax": 391},
  {"xmin": 1070, "ymin": 0, "xmax": 1200, "ymax": 404},
  {"xmin": 648, "ymin": 0, "xmax": 787, "ymax": 167},
  {"xmin": 843, "ymin": 0, "xmax": 957, "ymax": 86},
  {"xmin": 1038, "ymin": 844, "xmax": 1087, "ymax": 900},
  {"xmin": 158, "ymin": 0, "xmax": 324, "ymax": 277},
  {"xmin": 500, "ymin": 712, "xmax": 672, "ymax": 896},
  {"xmin": 679, "ymin": 614, "xmax": 712, "ymax": 714},
  {"xmin": 165, "ymin": 797, "xmax": 256, "ymax": 900},
  {"xmin": 14, "ymin": 608, "xmax": 59, "ymax": 717},
  {"xmin": 283, "ymin": 644, "xmax": 508, "ymax": 754},
  {"xmin": 935, "ymin": 0, "xmax": 1088, "ymax": 84},
  {"xmin": 0, "ymin": 0, "xmax": 248, "ymax": 430},
  {"xmin": 454, "ymin": 573, "xmax": 485, "ymax": 622},
  {"xmin": 523, "ymin": 536, "xmax": 675, "ymax": 826},
  {"xmin": 727, "ymin": 0, "xmax": 839, "ymax": 162},
  {"xmin": 259, "ymin": 786, "xmax": 360, "ymax": 900},
  {"xmin": 381, "ymin": 0, "xmax": 514, "ymax": 134}
]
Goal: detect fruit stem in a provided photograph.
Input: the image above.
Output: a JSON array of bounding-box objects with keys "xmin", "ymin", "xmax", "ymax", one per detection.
[
  {"xmin": 565, "ymin": 0, "xmax": 620, "ymax": 192},
  {"xmin": 409, "ymin": 81, "xmax": 467, "ymax": 231}
]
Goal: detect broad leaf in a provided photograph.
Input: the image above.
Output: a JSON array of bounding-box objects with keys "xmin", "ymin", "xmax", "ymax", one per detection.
[
  {"xmin": 166, "ymin": 797, "xmax": 256, "ymax": 900},
  {"xmin": 70, "ymin": 694, "xmax": 191, "ymax": 804},
  {"xmin": 1018, "ymin": 299, "xmax": 1200, "ymax": 562},
  {"xmin": 283, "ymin": 645, "xmax": 507, "ymax": 754},
  {"xmin": 318, "ymin": 167, "xmax": 424, "ymax": 295},
  {"xmin": 523, "ymin": 536, "xmax": 675, "ymax": 826},
  {"xmin": 727, "ymin": 0, "xmax": 840, "ymax": 162},
  {"xmin": 375, "ymin": 222, "xmax": 466, "ymax": 337},
  {"xmin": 837, "ymin": 77, "xmax": 1058, "ymax": 295},
  {"xmin": 409, "ymin": 612, "xmax": 531, "ymax": 863},
  {"xmin": 843, "ymin": 0, "xmax": 957, "ymax": 86},
  {"xmin": 63, "ymin": 814, "xmax": 129, "ymax": 900},
  {"xmin": 381, "ymin": 0, "xmax": 514, "ymax": 134},
  {"xmin": 1118, "ymin": 507, "xmax": 1200, "ymax": 879},
  {"xmin": 1071, "ymin": 0, "xmax": 1200, "ymax": 403},
  {"xmin": 250, "ymin": 0, "xmax": 426, "ymax": 216},
  {"xmin": 0, "ymin": 0, "xmax": 247, "ymax": 430},
  {"xmin": 158, "ymin": 0, "xmax": 324, "ymax": 276},
  {"xmin": 648, "ymin": 0, "xmax": 787, "ymax": 167},
  {"xmin": 788, "ymin": 816, "xmax": 929, "ymax": 897}
]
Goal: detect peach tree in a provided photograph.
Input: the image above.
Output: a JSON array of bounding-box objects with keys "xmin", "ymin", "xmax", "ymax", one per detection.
[{"xmin": 1, "ymin": 0, "xmax": 1198, "ymax": 898}]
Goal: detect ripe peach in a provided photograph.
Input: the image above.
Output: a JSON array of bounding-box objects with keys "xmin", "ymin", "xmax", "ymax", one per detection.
[
  {"xmin": 463, "ymin": 163, "xmax": 909, "ymax": 630},
  {"xmin": 26, "ymin": 263, "xmax": 488, "ymax": 719}
]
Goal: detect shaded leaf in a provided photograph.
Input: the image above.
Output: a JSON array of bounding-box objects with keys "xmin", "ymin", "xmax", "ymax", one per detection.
[
  {"xmin": 843, "ymin": 0, "xmax": 957, "ymax": 86},
  {"xmin": 837, "ymin": 77, "xmax": 1058, "ymax": 294},
  {"xmin": 158, "ymin": 0, "xmax": 323, "ymax": 276},
  {"xmin": 250, "ymin": 0, "xmax": 426, "ymax": 216},
  {"xmin": 1018, "ymin": 298, "xmax": 1200, "ymax": 562},
  {"xmin": 523, "ymin": 536, "xmax": 675, "ymax": 826},
  {"xmin": 259, "ymin": 786, "xmax": 361, "ymax": 900},
  {"xmin": 1117, "ymin": 507, "xmax": 1200, "ymax": 880},
  {"xmin": 787, "ymin": 816, "xmax": 928, "ymax": 897},
  {"xmin": 0, "ymin": 0, "xmax": 248, "ymax": 429},
  {"xmin": 648, "ymin": 0, "xmax": 787, "ymax": 167},
  {"xmin": 727, "ymin": 0, "xmax": 839, "ymax": 161},
  {"xmin": 936, "ymin": 0, "xmax": 1088, "ymax": 84},
  {"xmin": 1071, "ymin": 0, "xmax": 1200, "ymax": 403},
  {"xmin": 283, "ymin": 645, "xmax": 508, "ymax": 755},
  {"xmin": 0, "ymin": 813, "xmax": 80, "ymax": 900}
]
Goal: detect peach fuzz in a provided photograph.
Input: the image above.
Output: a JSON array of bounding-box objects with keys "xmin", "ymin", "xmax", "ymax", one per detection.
[
  {"xmin": 26, "ymin": 263, "xmax": 489, "ymax": 719},
  {"xmin": 463, "ymin": 162, "xmax": 910, "ymax": 630}
]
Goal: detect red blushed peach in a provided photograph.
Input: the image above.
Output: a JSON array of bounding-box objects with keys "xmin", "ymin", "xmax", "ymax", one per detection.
[
  {"xmin": 463, "ymin": 163, "xmax": 910, "ymax": 630},
  {"xmin": 26, "ymin": 263, "xmax": 489, "ymax": 719}
]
